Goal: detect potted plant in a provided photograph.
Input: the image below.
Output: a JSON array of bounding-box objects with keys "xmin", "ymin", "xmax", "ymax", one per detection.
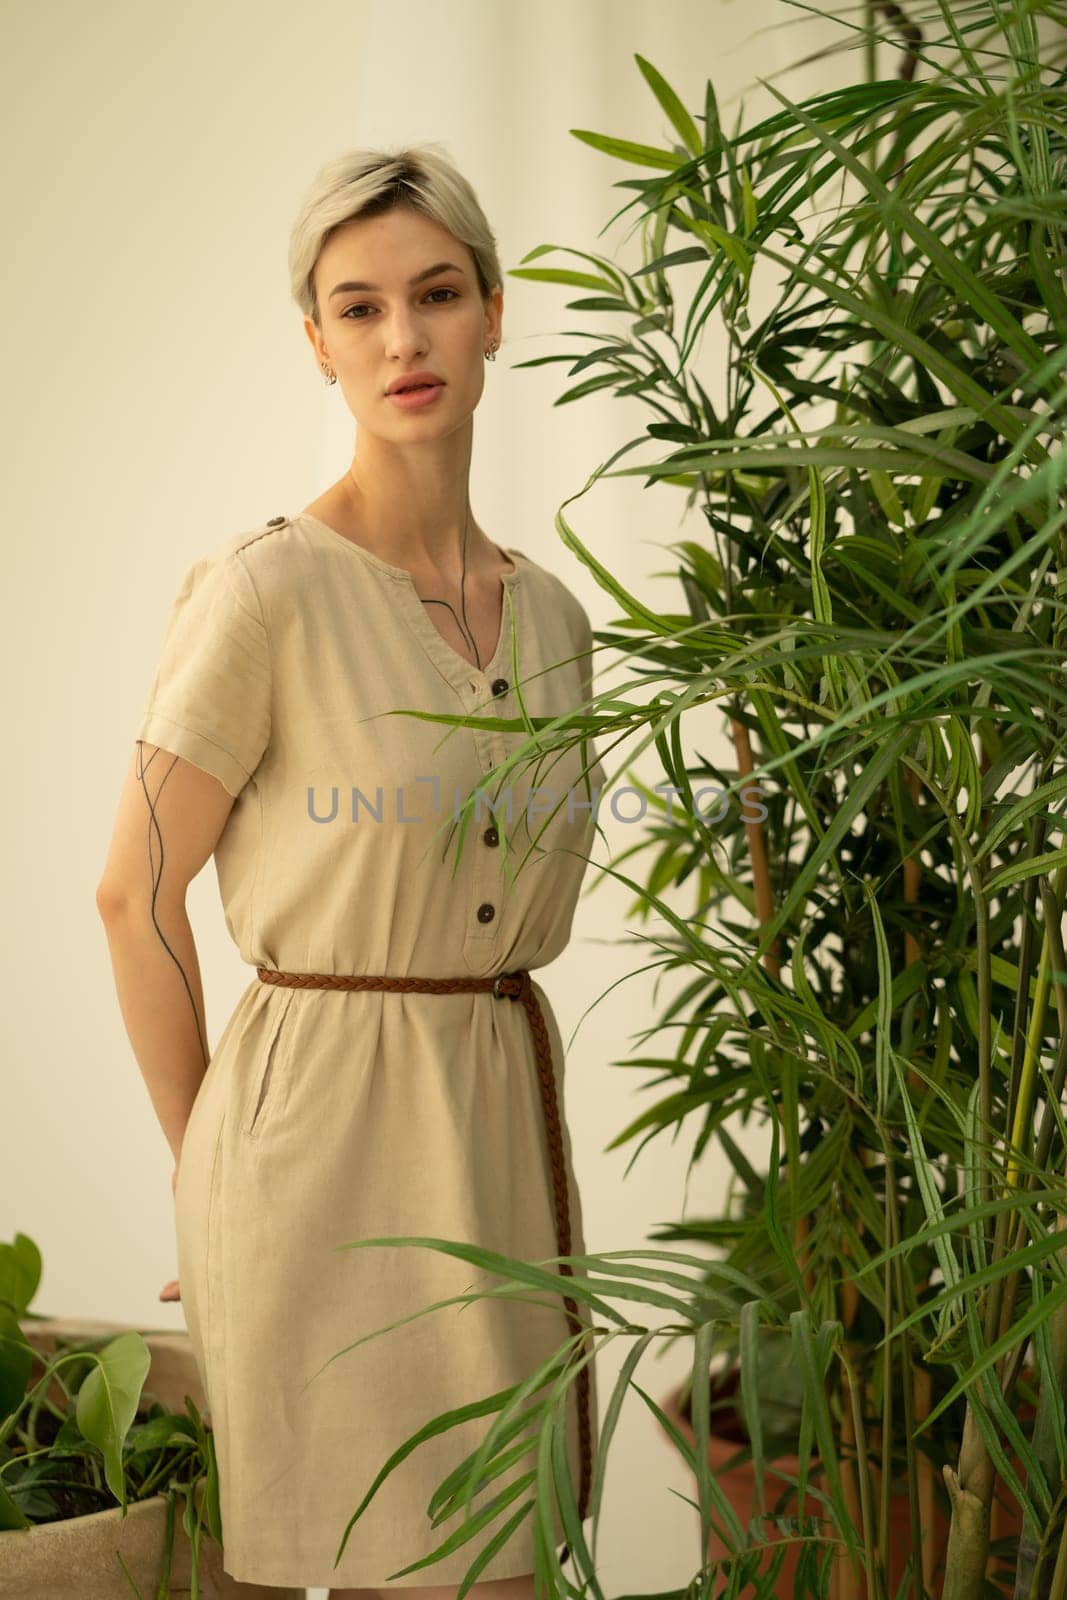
[
  {"xmin": 0, "ymin": 1231, "xmax": 300, "ymax": 1598},
  {"xmin": 284, "ymin": 4, "xmax": 1065, "ymax": 1596}
]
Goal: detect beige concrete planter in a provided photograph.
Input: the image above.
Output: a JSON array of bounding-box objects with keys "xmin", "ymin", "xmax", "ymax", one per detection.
[
  {"xmin": 17, "ymin": 1316, "xmax": 212, "ymax": 1418},
  {"xmin": 3, "ymin": 1317, "xmax": 302, "ymax": 1600},
  {"xmin": 0, "ymin": 1488, "xmax": 299, "ymax": 1599}
]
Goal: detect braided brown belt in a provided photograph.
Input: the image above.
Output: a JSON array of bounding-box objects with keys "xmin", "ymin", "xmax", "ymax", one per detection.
[{"xmin": 255, "ymin": 963, "xmax": 594, "ymax": 1528}]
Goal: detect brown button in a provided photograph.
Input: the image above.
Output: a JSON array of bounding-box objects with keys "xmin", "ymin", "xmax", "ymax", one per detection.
[
  {"xmin": 490, "ymin": 678, "xmax": 509, "ymax": 697},
  {"xmin": 476, "ymin": 902, "xmax": 495, "ymax": 923},
  {"xmin": 267, "ymin": 515, "xmax": 287, "ymax": 527},
  {"xmin": 483, "ymin": 826, "xmax": 499, "ymax": 848}
]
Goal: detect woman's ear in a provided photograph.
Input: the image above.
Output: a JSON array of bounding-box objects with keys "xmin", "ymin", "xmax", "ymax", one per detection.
[{"xmin": 302, "ymin": 315, "xmax": 328, "ymax": 369}]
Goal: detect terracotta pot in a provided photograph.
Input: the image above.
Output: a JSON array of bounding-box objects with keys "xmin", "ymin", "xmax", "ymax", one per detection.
[
  {"xmin": 4, "ymin": 1316, "xmax": 299, "ymax": 1599},
  {"xmin": 661, "ymin": 1370, "xmax": 1030, "ymax": 1598}
]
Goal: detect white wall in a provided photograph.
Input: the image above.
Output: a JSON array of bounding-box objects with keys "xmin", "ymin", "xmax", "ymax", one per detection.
[{"xmin": 4, "ymin": 0, "xmax": 848, "ymax": 1590}]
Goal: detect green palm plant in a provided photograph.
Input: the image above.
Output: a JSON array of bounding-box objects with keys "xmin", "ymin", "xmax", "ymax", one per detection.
[{"xmin": 316, "ymin": 5, "xmax": 1067, "ymax": 1596}]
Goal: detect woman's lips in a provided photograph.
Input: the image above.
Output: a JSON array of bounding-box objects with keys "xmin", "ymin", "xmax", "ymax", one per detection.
[{"xmin": 386, "ymin": 383, "xmax": 445, "ymax": 411}]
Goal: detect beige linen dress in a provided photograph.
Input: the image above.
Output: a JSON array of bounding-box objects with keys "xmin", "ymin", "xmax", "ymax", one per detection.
[{"xmin": 136, "ymin": 510, "xmax": 605, "ymax": 1589}]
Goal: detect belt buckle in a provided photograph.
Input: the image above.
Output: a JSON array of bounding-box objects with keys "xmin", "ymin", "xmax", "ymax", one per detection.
[{"xmin": 492, "ymin": 971, "xmax": 522, "ymax": 1000}]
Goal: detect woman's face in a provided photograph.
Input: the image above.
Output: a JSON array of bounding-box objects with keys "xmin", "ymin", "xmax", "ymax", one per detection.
[{"xmin": 306, "ymin": 207, "xmax": 502, "ymax": 438}]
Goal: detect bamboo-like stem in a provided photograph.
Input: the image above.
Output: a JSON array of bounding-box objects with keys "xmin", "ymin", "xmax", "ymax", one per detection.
[
  {"xmin": 1011, "ymin": 871, "xmax": 1067, "ymax": 1598},
  {"xmin": 728, "ymin": 707, "xmax": 834, "ymax": 1589},
  {"xmin": 1012, "ymin": 1227, "xmax": 1067, "ymax": 1598},
  {"xmin": 836, "ymin": 1272, "xmax": 868, "ymax": 1600},
  {"xmin": 728, "ymin": 712, "xmax": 781, "ymax": 984},
  {"xmin": 941, "ymin": 817, "xmax": 999, "ymax": 1598},
  {"xmin": 842, "ymin": 1345, "xmax": 884, "ymax": 1600},
  {"xmin": 983, "ymin": 812, "xmax": 1049, "ymax": 1355},
  {"xmin": 904, "ymin": 765, "xmax": 938, "ymax": 1600},
  {"xmin": 943, "ymin": 860, "xmax": 1067, "ymax": 1597},
  {"xmin": 943, "ymin": 1433, "xmax": 995, "ymax": 1600}
]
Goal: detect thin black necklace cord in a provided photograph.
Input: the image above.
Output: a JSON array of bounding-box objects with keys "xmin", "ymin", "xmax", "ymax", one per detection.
[
  {"xmin": 344, "ymin": 467, "xmax": 482, "ymax": 670},
  {"xmin": 419, "ymin": 507, "xmax": 480, "ymax": 670}
]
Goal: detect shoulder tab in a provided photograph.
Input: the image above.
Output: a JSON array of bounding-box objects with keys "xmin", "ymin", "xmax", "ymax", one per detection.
[{"xmin": 213, "ymin": 515, "xmax": 291, "ymax": 563}]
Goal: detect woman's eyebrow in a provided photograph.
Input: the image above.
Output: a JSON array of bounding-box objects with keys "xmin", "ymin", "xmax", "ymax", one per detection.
[{"xmin": 329, "ymin": 261, "xmax": 465, "ymax": 297}]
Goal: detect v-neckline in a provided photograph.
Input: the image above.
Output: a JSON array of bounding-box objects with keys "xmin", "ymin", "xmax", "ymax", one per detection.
[{"xmin": 296, "ymin": 510, "xmax": 523, "ymax": 689}]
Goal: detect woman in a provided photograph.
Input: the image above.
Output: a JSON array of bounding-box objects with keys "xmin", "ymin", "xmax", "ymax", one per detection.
[{"xmin": 96, "ymin": 144, "xmax": 604, "ymax": 1596}]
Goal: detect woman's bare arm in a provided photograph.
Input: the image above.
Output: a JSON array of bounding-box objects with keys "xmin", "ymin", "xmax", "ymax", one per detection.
[{"xmin": 96, "ymin": 742, "xmax": 237, "ymax": 1164}]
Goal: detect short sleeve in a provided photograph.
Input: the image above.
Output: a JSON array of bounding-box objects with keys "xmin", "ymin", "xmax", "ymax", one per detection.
[{"xmin": 136, "ymin": 550, "xmax": 271, "ymax": 799}]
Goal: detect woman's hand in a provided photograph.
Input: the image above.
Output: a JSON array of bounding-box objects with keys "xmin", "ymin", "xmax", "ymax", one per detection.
[{"xmin": 160, "ymin": 1163, "xmax": 181, "ymax": 1302}]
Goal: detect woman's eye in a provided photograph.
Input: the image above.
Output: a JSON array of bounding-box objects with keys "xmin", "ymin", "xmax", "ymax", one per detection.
[{"xmin": 342, "ymin": 287, "xmax": 458, "ymax": 320}]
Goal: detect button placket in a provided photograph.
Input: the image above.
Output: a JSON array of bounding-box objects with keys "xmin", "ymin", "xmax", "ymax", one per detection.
[
  {"xmin": 452, "ymin": 592, "xmax": 517, "ymax": 960},
  {"xmin": 463, "ymin": 673, "xmax": 514, "ymax": 944}
]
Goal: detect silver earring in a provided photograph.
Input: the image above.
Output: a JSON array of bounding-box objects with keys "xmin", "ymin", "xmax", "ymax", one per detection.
[
  {"xmin": 485, "ymin": 341, "xmax": 498, "ymax": 362},
  {"xmin": 321, "ymin": 362, "xmax": 336, "ymax": 385}
]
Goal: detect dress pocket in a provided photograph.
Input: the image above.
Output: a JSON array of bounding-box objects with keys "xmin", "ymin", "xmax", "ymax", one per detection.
[{"xmin": 243, "ymin": 991, "xmax": 296, "ymax": 1139}]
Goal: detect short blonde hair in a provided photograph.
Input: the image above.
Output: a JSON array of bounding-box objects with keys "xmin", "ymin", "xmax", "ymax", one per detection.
[{"xmin": 288, "ymin": 142, "xmax": 503, "ymax": 329}]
